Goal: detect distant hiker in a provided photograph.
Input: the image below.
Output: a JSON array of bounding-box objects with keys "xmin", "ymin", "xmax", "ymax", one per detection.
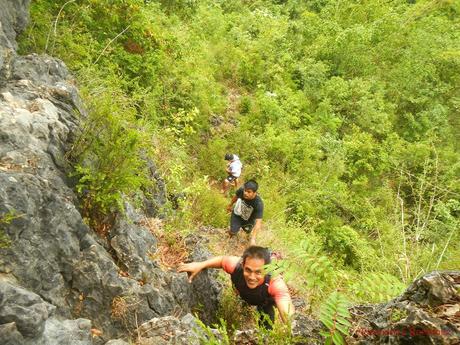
[
  {"xmin": 227, "ymin": 180, "xmax": 263, "ymax": 246},
  {"xmin": 178, "ymin": 246, "xmax": 294, "ymax": 329},
  {"xmin": 221, "ymin": 153, "xmax": 242, "ymax": 194}
]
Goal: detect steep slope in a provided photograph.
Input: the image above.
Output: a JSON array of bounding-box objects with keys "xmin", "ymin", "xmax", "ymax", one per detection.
[{"xmin": 1, "ymin": 2, "xmax": 458, "ymax": 345}]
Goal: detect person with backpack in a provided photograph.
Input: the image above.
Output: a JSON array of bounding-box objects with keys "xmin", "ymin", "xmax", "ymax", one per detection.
[
  {"xmin": 221, "ymin": 153, "xmax": 243, "ymax": 194},
  {"xmin": 227, "ymin": 180, "xmax": 263, "ymax": 246},
  {"xmin": 178, "ymin": 246, "xmax": 294, "ymax": 329}
]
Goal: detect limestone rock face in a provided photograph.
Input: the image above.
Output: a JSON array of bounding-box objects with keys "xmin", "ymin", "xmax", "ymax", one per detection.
[
  {"xmin": 0, "ymin": 1, "xmax": 220, "ymax": 344},
  {"xmin": 0, "ymin": 281, "xmax": 52, "ymax": 338},
  {"xmin": 136, "ymin": 314, "xmax": 203, "ymax": 345},
  {"xmin": 0, "ymin": 0, "xmax": 30, "ymax": 49},
  {"xmin": 109, "ymin": 208, "xmax": 158, "ymax": 281},
  {"xmin": 0, "ymin": 0, "xmax": 30, "ymax": 81},
  {"xmin": 0, "ymin": 281, "xmax": 92, "ymax": 345}
]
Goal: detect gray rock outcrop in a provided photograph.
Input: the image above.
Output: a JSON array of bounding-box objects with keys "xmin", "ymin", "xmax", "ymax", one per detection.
[
  {"xmin": 136, "ymin": 314, "xmax": 205, "ymax": 345},
  {"xmin": 0, "ymin": 281, "xmax": 92, "ymax": 345},
  {"xmin": 349, "ymin": 271, "xmax": 460, "ymax": 344},
  {"xmin": 0, "ymin": 1, "xmax": 220, "ymax": 344},
  {"xmin": 0, "ymin": 0, "xmax": 30, "ymax": 82}
]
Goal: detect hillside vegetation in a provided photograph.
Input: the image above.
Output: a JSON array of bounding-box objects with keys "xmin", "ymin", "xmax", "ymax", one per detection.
[{"xmin": 20, "ymin": 0, "xmax": 459, "ymax": 314}]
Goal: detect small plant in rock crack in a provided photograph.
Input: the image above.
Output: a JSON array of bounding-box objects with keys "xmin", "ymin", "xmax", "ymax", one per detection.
[
  {"xmin": 111, "ymin": 295, "xmax": 142, "ymax": 333},
  {"xmin": 255, "ymin": 312, "xmax": 299, "ymax": 345},
  {"xmin": 67, "ymin": 75, "xmax": 152, "ymax": 235},
  {"xmin": 319, "ymin": 291, "xmax": 351, "ymax": 345},
  {"xmin": 390, "ymin": 308, "xmax": 408, "ymax": 323},
  {"xmin": 111, "ymin": 296, "xmax": 130, "ymax": 320},
  {"xmin": 216, "ymin": 286, "xmax": 254, "ymax": 333},
  {"xmin": 195, "ymin": 318, "xmax": 231, "ymax": 345},
  {"xmin": 0, "ymin": 210, "xmax": 23, "ymax": 248}
]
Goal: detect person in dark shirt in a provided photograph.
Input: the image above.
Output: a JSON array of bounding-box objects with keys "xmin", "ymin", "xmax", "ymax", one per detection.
[
  {"xmin": 178, "ymin": 246, "xmax": 294, "ymax": 329},
  {"xmin": 226, "ymin": 180, "xmax": 263, "ymax": 245}
]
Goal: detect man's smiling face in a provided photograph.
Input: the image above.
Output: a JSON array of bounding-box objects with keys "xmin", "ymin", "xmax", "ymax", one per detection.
[{"xmin": 242, "ymin": 257, "xmax": 265, "ymax": 289}]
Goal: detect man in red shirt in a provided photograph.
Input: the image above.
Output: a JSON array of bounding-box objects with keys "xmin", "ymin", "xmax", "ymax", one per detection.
[{"xmin": 178, "ymin": 246, "xmax": 294, "ymax": 329}]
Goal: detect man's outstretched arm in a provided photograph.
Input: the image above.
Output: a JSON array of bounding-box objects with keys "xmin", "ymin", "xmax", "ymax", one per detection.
[
  {"xmin": 177, "ymin": 256, "xmax": 224, "ymax": 283},
  {"xmin": 270, "ymin": 279, "xmax": 295, "ymax": 324},
  {"xmin": 276, "ymin": 298, "xmax": 295, "ymax": 324}
]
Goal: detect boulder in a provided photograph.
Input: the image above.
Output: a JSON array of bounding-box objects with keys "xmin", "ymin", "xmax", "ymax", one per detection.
[
  {"xmin": 291, "ymin": 314, "xmax": 324, "ymax": 344},
  {"xmin": 0, "ymin": 282, "xmax": 51, "ymax": 338},
  {"xmin": 0, "ymin": 281, "xmax": 92, "ymax": 345},
  {"xmin": 42, "ymin": 318, "xmax": 92, "ymax": 345},
  {"xmin": 349, "ymin": 271, "xmax": 460, "ymax": 344},
  {"xmin": 136, "ymin": 314, "xmax": 205, "ymax": 345}
]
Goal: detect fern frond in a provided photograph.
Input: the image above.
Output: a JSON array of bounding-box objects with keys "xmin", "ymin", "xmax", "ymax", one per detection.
[
  {"xmin": 350, "ymin": 272, "xmax": 405, "ymax": 303},
  {"xmin": 320, "ymin": 291, "xmax": 351, "ymax": 345}
]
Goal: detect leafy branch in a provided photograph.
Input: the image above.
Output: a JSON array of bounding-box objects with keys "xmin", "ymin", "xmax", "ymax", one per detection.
[
  {"xmin": 320, "ymin": 291, "xmax": 351, "ymax": 345},
  {"xmin": 264, "ymin": 239, "xmax": 334, "ymax": 289}
]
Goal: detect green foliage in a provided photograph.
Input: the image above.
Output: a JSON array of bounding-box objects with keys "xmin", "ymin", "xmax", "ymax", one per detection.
[
  {"xmin": 0, "ymin": 210, "xmax": 21, "ymax": 248},
  {"xmin": 255, "ymin": 313, "xmax": 299, "ymax": 345},
  {"xmin": 195, "ymin": 318, "xmax": 230, "ymax": 345},
  {"xmin": 21, "ymin": 0, "xmax": 460, "ymax": 314},
  {"xmin": 196, "ymin": 138, "xmax": 228, "ymax": 180},
  {"xmin": 390, "ymin": 308, "xmax": 408, "ymax": 323},
  {"xmin": 256, "ymin": 172, "xmax": 289, "ymax": 222},
  {"xmin": 69, "ymin": 68, "xmax": 151, "ymax": 220},
  {"xmin": 188, "ymin": 177, "xmax": 229, "ymax": 228},
  {"xmin": 216, "ymin": 285, "xmax": 253, "ymax": 333},
  {"xmin": 349, "ymin": 272, "xmax": 406, "ymax": 303},
  {"xmin": 164, "ymin": 107, "xmax": 200, "ymax": 145},
  {"xmin": 317, "ymin": 221, "xmax": 376, "ymax": 270},
  {"xmin": 266, "ymin": 239, "xmax": 335, "ymax": 290},
  {"xmin": 319, "ymin": 291, "xmax": 351, "ymax": 345}
]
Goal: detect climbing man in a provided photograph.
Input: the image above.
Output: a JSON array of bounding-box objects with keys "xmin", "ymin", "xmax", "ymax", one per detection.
[
  {"xmin": 227, "ymin": 180, "xmax": 263, "ymax": 246},
  {"xmin": 178, "ymin": 246, "xmax": 294, "ymax": 329},
  {"xmin": 221, "ymin": 153, "xmax": 242, "ymax": 194}
]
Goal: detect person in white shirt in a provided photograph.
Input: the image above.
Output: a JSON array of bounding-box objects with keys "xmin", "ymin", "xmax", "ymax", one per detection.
[{"xmin": 221, "ymin": 153, "xmax": 242, "ymax": 194}]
